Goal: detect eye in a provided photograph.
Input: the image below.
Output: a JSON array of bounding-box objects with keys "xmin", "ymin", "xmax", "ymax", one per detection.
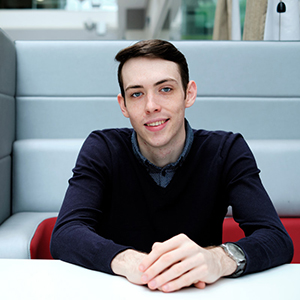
[
  {"xmin": 161, "ymin": 87, "xmax": 172, "ymax": 93},
  {"xmin": 131, "ymin": 92, "xmax": 143, "ymax": 98}
]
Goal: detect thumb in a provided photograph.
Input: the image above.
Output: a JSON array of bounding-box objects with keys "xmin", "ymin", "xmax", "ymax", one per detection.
[{"xmin": 194, "ymin": 281, "xmax": 206, "ymax": 289}]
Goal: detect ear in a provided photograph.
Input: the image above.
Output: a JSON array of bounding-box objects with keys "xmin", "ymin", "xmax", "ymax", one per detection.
[
  {"xmin": 184, "ymin": 80, "xmax": 197, "ymax": 108},
  {"xmin": 117, "ymin": 93, "xmax": 130, "ymax": 118}
]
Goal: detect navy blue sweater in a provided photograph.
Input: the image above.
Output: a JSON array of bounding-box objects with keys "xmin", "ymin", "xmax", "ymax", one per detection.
[{"xmin": 50, "ymin": 128, "xmax": 293, "ymax": 275}]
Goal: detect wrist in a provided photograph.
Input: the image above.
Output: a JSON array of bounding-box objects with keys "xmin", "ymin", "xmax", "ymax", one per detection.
[
  {"xmin": 111, "ymin": 249, "xmax": 148, "ymax": 286},
  {"xmin": 111, "ymin": 249, "xmax": 135, "ymax": 276},
  {"xmin": 209, "ymin": 246, "xmax": 237, "ymax": 277},
  {"xmin": 220, "ymin": 243, "xmax": 246, "ymax": 277}
]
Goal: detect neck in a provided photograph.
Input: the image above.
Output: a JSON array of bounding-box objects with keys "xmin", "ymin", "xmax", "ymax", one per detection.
[{"xmin": 138, "ymin": 131, "xmax": 186, "ymax": 168}]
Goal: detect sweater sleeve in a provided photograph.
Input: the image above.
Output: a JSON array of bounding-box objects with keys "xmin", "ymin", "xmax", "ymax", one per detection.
[
  {"xmin": 221, "ymin": 133, "xmax": 294, "ymax": 275},
  {"xmin": 50, "ymin": 131, "xmax": 133, "ymax": 274}
]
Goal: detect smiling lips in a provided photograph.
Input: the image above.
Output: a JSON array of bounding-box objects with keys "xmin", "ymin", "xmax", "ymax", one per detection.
[{"xmin": 145, "ymin": 119, "xmax": 169, "ymax": 127}]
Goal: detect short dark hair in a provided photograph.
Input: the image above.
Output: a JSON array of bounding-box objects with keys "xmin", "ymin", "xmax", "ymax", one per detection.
[{"xmin": 115, "ymin": 39, "xmax": 189, "ymax": 99}]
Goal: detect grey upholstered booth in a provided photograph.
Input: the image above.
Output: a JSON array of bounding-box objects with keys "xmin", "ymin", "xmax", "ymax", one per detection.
[
  {"xmin": 0, "ymin": 30, "xmax": 15, "ymax": 225},
  {"xmin": 0, "ymin": 28, "xmax": 299, "ymax": 260}
]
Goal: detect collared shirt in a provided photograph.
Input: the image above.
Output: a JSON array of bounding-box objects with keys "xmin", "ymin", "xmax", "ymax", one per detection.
[{"xmin": 131, "ymin": 119, "xmax": 194, "ymax": 188}]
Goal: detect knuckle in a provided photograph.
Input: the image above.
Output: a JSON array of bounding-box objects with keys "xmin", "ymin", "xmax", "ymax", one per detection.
[
  {"xmin": 182, "ymin": 274, "xmax": 192, "ymax": 286},
  {"xmin": 173, "ymin": 263, "xmax": 184, "ymax": 275},
  {"xmin": 151, "ymin": 246, "xmax": 162, "ymax": 258},
  {"xmin": 158, "ymin": 273, "xmax": 167, "ymax": 285},
  {"xmin": 201, "ymin": 263, "xmax": 209, "ymax": 276},
  {"xmin": 196, "ymin": 251, "xmax": 205, "ymax": 262},
  {"xmin": 161, "ymin": 253, "xmax": 173, "ymax": 264},
  {"xmin": 165, "ymin": 280, "xmax": 179, "ymax": 292},
  {"xmin": 187, "ymin": 243, "xmax": 198, "ymax": 252},
  {"xmin": 178, "ymin": 233, "xmax": 187, "ymax": 240},
  {"xmin": 152, "ymin": 242, "xmax": 161, "ymax": 250}
]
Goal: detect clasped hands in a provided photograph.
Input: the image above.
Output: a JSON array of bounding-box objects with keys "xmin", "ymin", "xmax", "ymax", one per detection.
[{"xmin": 111, "ymin": 233, "xmax": 236, "ymax": 293}]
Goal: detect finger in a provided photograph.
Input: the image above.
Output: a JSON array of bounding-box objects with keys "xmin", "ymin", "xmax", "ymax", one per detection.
[
  {"xmin": 194, "ymin": 281, "xmax": 206, "ymax": 289},
  {"xmin": 146, "ymin": 255, "xmax": 195, "ymax": 290},
  {"xmin": 160, "ymin": 268, "xmax": 205, "ymax": 293},
  {"xmin": 141, "ymin": 249, "xmax": 183, "ymax": 286},
  {"xmin": 139, "ymin": 234, "xmax": 188, "ymax": 272},
  {"xmin": 152, "ymin": 241, "xmax": 162, "ymax": 250},
  {"xmin": 141, "ymin": 236, "xmax": 203, "ymax": 286},
  {"xmin": 148, "ymin": 252, "xmax": 210, "ymax": 292},
  {"xmin": 139, "ymin": 242, "xmax": 176, "ymax": 272}
]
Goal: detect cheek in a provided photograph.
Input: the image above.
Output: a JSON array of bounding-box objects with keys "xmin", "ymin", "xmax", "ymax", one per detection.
[
  {"xmin": 127, "ymin": 102, "xmax": 144, "ymax": 117},
  {"xmin": 126, "ymin": 109, "xmax": 141, "ymax": 125},
  {"xmin": 172, "ymin": 101, "xmax": 187, "ymax": 114}
]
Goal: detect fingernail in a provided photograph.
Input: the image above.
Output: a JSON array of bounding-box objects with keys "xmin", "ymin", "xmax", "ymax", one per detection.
[
  {"xmin": 141, "ymin": 274, "xmax": 148, "ymax": 283},
  {"xmin": 148, "ymin": 280, "xmax": 156, "ymax": 289},
  {"xmin": 162, "ymin": 284, "xmax": 169, "ymax": 292}
]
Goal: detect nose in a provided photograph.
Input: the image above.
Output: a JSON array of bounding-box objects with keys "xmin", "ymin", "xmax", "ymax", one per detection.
[{"xmin": 144, "ymin": 92, "xmax": 161, "ymax": 114}]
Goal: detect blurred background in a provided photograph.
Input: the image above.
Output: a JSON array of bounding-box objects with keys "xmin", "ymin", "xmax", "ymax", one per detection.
[{"xmin": 0, "ymin": 0, "xmax": 299, "ymax": 41}]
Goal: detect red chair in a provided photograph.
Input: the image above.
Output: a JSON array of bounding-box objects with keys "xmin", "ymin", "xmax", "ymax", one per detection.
[
  {"xmin": 222, "ymin": 217, "xmax": 300, "ymax": 263},
  {"xmin": 30, "ymin": 216, "xmax": 299, "ymax": 263},
  {"xmin": 30, "ymin": 217, "xmax": 57, "ymax": 259}
]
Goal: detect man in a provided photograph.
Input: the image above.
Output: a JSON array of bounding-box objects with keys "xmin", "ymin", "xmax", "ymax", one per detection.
[{"xmin": 50, "ymin": 39, "xmax": 293, "ymax": 293}]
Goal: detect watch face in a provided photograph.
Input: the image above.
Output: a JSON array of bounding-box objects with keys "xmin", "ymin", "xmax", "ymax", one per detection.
[
  {"xmin": 222, "ymin": 243, "xmax": 246, "ymax": 277},
  {"xmin": 227, "ymin": 243, "xmax": 245, "ymax": 261}
]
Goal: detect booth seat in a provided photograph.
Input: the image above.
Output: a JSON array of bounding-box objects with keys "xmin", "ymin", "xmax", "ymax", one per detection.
[
  {"xmin": 29, "ymin": 216, "xmax": 300, "ymax": 263},
  {"xmin": 0, "ymin": 29, "xmax": 299, "ymax": 262}
]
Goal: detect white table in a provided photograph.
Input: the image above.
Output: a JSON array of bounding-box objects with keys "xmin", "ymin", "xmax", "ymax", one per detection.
[{"xmin": 0, "ymin": 259, "xmax": 299, "ymax": 300}]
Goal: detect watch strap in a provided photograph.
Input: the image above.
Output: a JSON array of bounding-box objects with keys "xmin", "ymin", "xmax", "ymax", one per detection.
[{"xmin": 220, "ymin": 243, "xmax": 246, "ymax": 278}]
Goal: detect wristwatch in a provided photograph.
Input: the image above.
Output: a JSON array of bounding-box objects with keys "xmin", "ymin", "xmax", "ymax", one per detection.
[{"xmin": 220, "ymin": 243, "xmax": 246, "ymax": 278}]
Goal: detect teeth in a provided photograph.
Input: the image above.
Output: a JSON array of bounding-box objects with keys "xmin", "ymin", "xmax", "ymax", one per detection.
[{"xmin": 146, "ymin": 120, "xmax": 166, "ymax": 127}]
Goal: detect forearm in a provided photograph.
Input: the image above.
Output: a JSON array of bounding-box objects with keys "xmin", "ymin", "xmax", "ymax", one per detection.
[
  {"xmin": 51, "ymin": 222, "xmax": 131, "ymax": 274},
  {"xmin": 235, "ymin": 225, "xmax": 293, "ymax": 274}
]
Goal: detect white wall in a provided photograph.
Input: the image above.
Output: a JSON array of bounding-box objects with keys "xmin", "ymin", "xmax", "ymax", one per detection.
[{"xmin": 0, "ymin": 9, "xmax": 118, "ymax": 40}]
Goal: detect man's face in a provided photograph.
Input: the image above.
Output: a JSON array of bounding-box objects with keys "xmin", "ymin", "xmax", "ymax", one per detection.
[{"xmin": 117, "ymin": 57, "xmax": 196, "ymax": 161}]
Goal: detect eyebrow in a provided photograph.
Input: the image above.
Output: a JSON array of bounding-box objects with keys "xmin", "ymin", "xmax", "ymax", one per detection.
[
  {"xmin": 125, "ymin": 78, "xmax": 178, "ymax": 92},
  {"xmin": 125, "ymin": 85, "xmax": 142, "ymax": 92}
]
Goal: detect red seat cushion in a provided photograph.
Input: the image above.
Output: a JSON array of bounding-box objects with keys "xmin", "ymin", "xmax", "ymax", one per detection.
[
  {"xmin": 222, "ymin": 217, "xmax": 245, "ymax": 243},
  {"xmin": 30, "ymin": 217, "xmax": 57, "ymax": 259},
  {"xmin": 30, "ymin": 216, "xmax": 300, "ymax": 263},
  {"xmin": 280, "ymin": 218, "xmax": 300, "ymax": 263},
  {"xmin": 222, "ymin": 217, "xmax": 300, "ymax": 263}
]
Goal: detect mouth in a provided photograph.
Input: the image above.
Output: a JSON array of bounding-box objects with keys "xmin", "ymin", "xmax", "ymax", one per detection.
[{"xmin": 145, "ymin": 119, "xmax": 169, "ymax": 127}]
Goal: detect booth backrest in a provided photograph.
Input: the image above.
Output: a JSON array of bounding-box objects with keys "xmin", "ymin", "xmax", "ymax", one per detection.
[
  {"xmin": 12, "ymin": 39, "xmax": 300, "ymax": 218},
  {"xmin": 0, "ymin": 30, "xmax": 15, "ymax": 224},
  {"xmin": 15, "ymin": 41, "xmax": 300, "ymax": 140}
]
